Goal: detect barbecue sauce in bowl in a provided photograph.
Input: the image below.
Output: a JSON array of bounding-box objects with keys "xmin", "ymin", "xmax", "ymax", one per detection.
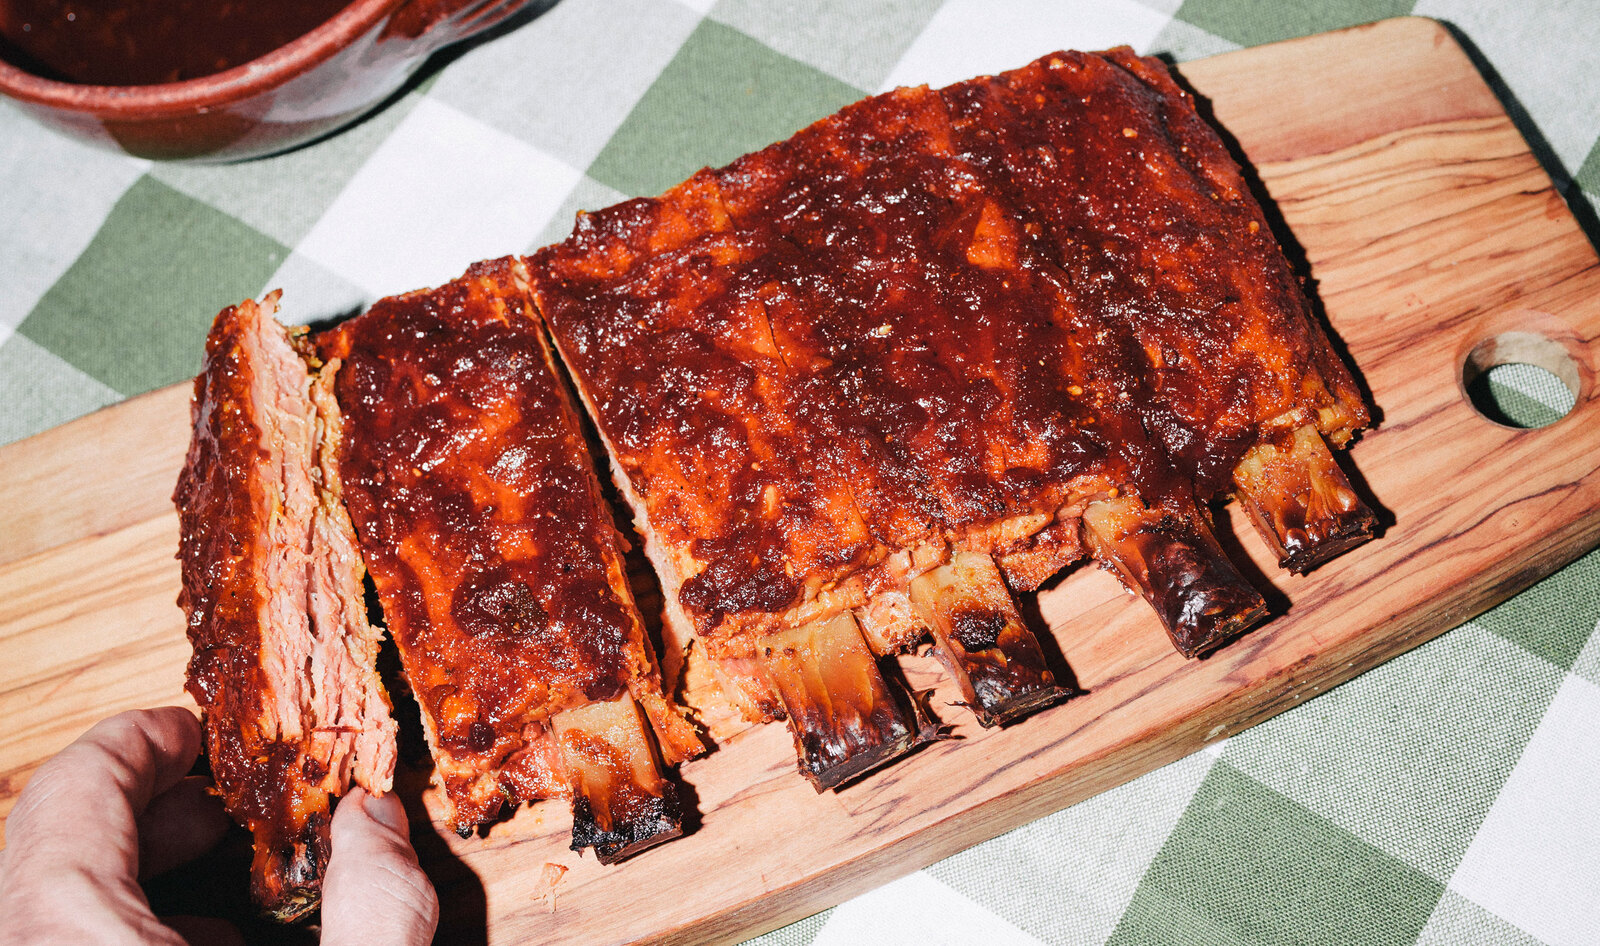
[{"xmin": 0, "ymin": 0, "xmax": 355, "ymax": 85}]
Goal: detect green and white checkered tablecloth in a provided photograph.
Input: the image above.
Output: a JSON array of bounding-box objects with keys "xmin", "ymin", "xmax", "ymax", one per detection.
[{"xmin": 3, "ymin": 1, "xmax": 1597, "ymax": 943}]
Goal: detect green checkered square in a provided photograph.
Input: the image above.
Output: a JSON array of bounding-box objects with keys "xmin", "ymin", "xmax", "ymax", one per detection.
[
  {"xmin": 709, "ymin": 0, "xmax": 945, "ymax": 91},
  {"xmin": 1474, "ymin": 546, "xmax": 1600, "ymax": 671},
  {"xmin": 1109, "ymin": 762, "xmax": 1442, "ymax": 946},
  {"xmin": 16, "ymin": 175, "xmax": 288, "ymax": 396},
  {"xmin": 1147, "ymin": 17, "xmax": 1242, "ymax": 62},
  {"xmin": 1572, "ymin": 620, "xmax": 1600, "ymax": 689},
  {"xmin": 1173, "ymin": 0, "xmax": 1416, "ymax": 48},
  {"xmin": 0, "ymin": 335, "xmax": 121, "ymax": 445},
  {"xmin": 586, "ymin": 18, "xmax": 865, "ymax": 197},
  {"xmin": 1577, "ymin": 137, "xmax": 1600, "ymax": 197},
  {"xmin": 1222, "ymin": 624, "xmax": 1564, "ymax": 883},
  {"xmin": 926, "ymin": 752, "xmax": 1215, "ymax": 945},
  {"xmin": 1470, "ymin": 364, "xmax": 1575, "ymax": 431}
]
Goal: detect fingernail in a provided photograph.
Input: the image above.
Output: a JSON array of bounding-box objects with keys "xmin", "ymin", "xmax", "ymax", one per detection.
[{"xmin": 362, "ymin": 791, "xmax": 407, "ymax": 833}]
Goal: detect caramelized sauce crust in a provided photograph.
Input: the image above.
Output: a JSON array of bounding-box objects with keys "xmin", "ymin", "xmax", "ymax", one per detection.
[
  {"xmin": 322, "ymin": 259, "xmax": 654, "ymax": 825},
  {"xmin": 532, "ymin": 49, "xmax": 1367, "ymax": 643}
]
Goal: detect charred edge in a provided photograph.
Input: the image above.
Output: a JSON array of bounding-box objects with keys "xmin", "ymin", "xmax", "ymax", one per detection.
[
  {"xmin": 939, "ymin": 608, "xmax": 1070, "ymax": 727},
  {"xmin": 251, "ymin": 810, "xmax": 330, "ymax": 923},
  {"xmin": 909, "ymin": 555, "xmax": 1072, "ymax": 728},
  {"xmin": 555, "ymin": 698, "xmax": 685, "ymax": 862},
  {"xmin": 571, "ymin": 781, "xmax": 684, "ymax": 864},
  {"xmin": 952, "ymin": 610, "xmax": 1005, "ymax": 651},
  {"xmin": 760, "ymin": 613, "xmax": 925, "ymax": 792},
  {"xmin": 1085, "ymin": 498, "xmax": 1267, "ymax": 659},
  {"xmin": 1234, "ymin": 427, "xmax": 1376, "ymax": 574}
]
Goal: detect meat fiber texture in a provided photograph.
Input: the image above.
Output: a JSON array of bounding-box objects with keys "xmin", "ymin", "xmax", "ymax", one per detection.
[
  {"xmin": 174, "ymin": 293, "xmax": 396, "ymax": 920},
  {"xmin": 528, "ymin": 48, "xmax": 1368, "ymax": 668},
  {"xmin": 318, "ymin": 257, "xmax": 700, "ymax": 833}
]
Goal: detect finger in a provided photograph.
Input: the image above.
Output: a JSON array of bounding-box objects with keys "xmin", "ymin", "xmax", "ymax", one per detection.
[
  {"xmin": 137, "ymin": 776, "xmax": 233, "ymax": 881},
  {"xmin": 5, "ymin": 707, "xmax": 203, "ymax": 879},
  {"xmin": 321, "ymin": 789, "xmax": 439, "ymax": 946}
]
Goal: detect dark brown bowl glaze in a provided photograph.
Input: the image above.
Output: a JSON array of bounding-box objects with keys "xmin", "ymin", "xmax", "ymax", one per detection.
[{"xmin": 0, "ymin": 0, "xmax": 542, "ymax": 161}]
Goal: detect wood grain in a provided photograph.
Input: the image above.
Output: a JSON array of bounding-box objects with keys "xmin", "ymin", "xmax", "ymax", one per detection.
[{"xmin": 2, "ymin": 17, "xmax": 1598, "ymax": 944}]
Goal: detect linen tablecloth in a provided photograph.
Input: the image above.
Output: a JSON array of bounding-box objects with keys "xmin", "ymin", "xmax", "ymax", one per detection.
[{"xmin": 3, "ymin": 1, "xmax": 1597, "ymax": 943}]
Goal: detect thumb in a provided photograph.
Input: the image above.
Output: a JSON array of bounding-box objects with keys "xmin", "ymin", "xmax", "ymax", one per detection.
[{"xmin": 320, "ymin": 788, "xmax": 438, "ymax": 946}]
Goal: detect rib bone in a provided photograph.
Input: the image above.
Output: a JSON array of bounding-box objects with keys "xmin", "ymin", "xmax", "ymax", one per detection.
[
  {"xmin": 1233, "ymin": 425, "xmax": 1376, "ymax": 573},
  {"xmin": 757, "ymin": 611, "xmax": 927, "ymax": 790},
  {"xmin": 909, "ymin": 552, "xmax": 1069, "ymax": 726},
  {"xmin": 553, "ymin": 697, "xmax": 683, "ymax": 863},
  {"xmin": 1082, "ymin": 495, "xmax": 1267, "ymax": 657}
]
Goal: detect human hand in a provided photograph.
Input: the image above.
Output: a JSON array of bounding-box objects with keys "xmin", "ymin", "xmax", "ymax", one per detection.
[{"xmin": 0, "ymin": 708, "xmax": 438, "ymax": 945}]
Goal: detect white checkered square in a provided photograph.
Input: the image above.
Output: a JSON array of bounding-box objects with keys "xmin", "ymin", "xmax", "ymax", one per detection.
[
  {"xmin": 1413, "ymin": 0, "xmax": 1600, "ymax": 178},
  {"xmin": 1449, "ymin": 673, "xmax": 1600, "ymax": 946},
  {"xmin": 295, "ymin": 98, "xmax": 580, "ymax": 298},
  {"xmin": 812, "ymin": 872, "xmax": 1045, "ymax": 946},
  {"xmin": 0, "ymin": 104, "xmax": 148, "ymax": 338},
  {"xmin": 259, "ymin": 252, "xmax": 373, "ymax": 327},
  {"xmin": 879, "ymin": 0, "xmax": 1171, "ymax": 92}
]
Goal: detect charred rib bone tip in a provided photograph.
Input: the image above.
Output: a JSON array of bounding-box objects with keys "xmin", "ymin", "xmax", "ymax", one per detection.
[
  {"xmin": 253, "ymin": 819, "xmax": 329, "ymax": 920},
  {"xmin": 572, "ymin": 785, "xmax": 685, "ymax": 864},
  {"xmin": 554, "ymin": 697, "xmax": 682, "ymax": 860},
  {"xmin": 909, "ymin": 553, "xmax": 1071, "ymax": 728},
  {"xmin": 1083, "ymin": 496, "xmax": 1267, "ymax": 658},
  {"xmin": 1234, "ymin": 425, "xmax": 1376, "ymax": 574},
  {"xmin": 262, "ymin": 890, "xmax": 319, "ymax": 924},
  {"xmin": 758, "ymin": 612, "xmax": 926, "ymax": 791}
]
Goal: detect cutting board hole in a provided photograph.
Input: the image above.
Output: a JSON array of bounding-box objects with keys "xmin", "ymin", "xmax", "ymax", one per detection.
[{"xmin": 1462, "ymin": 332, "xmax": 1578, "ymax": 428}]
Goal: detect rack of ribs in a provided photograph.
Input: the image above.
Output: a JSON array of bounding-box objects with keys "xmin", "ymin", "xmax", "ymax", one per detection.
[
  {"xmin": 175, "ymin": 293, "xmax": 397, "ymax": 920},
  {"xmin": 528, "ymin": 47, "xmax": 1374, "ymax": 789},
  {"xmin": 317, "ymin": 257, "xmax": 702, "ymax": 858}
]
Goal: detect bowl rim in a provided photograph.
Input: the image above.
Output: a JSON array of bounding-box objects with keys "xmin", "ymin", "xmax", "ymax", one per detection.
[{"xmin": 0, "ymin": 0, "xmax": 406, "ymax": 117}]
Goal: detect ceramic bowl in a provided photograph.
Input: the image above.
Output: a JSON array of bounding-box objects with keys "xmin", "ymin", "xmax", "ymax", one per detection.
[{"xmin": 0, "ymin": 0, "xmax": 543, "ymax": 162}]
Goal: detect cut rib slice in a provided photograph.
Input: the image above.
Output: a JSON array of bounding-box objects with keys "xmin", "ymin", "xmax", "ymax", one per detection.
[
  {"xmin": 318, "ymin": 258, "xmax": 700, "ymax": 854},
  {"xmin": 174, "ymin": 292, "xmax": 395, "ymax": 920}
]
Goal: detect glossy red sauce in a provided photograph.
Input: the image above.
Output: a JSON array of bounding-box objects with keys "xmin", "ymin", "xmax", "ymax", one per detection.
[
  {"xmin": 0, "ymin": 0, "xmax": 352, "ymax": 85},
  {"xmin": 319, "ymin": 257, "xmax": 654, "ymax": 829},
  {"xmin": 531, "ymin": 49, "xmax": 1368, "ymax": 637}
]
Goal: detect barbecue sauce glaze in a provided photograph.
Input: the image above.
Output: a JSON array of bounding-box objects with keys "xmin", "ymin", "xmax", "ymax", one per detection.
[
  {"xmin": 0, "ymin": 0, "xmax": 351, "ymax": 85},
  {"xmin": 530, "ymin": 49, "xmax": 1368, "ymax": 649},
  {"xmin": 321, "ymin": 258, "xmax": 679, "ymax": 830}
]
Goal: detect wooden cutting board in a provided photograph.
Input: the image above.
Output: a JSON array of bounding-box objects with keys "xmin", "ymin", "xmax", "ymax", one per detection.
[{"xmin": 2, "ymin": 16, "xmax": 1598, "ymax": 944}]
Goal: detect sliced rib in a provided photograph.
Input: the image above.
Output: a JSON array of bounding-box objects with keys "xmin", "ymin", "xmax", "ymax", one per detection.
[
  {"xmin": 318, "ymin": 258, "xmax": 699, "ymax": 855},
  {"xmin": 175, "ymin": 293, "xmax": 395, "ymax": 920}
]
